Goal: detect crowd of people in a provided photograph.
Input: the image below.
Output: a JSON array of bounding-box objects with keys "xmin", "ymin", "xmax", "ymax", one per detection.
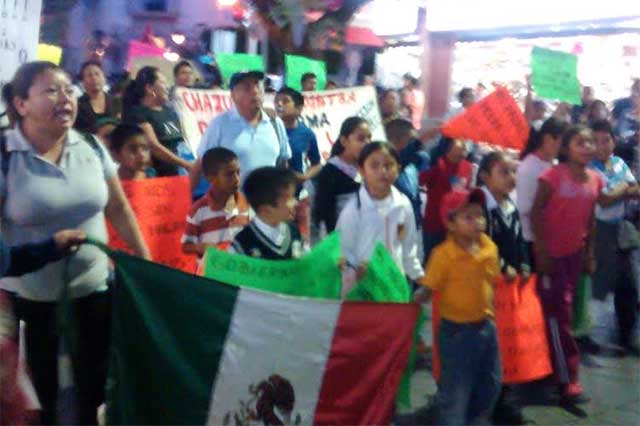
[{"xmin": 0, "ymin": 55, "xmax": 638, "ymax": 426}]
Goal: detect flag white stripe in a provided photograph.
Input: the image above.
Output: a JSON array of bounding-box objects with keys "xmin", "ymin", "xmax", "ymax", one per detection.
[{"xmin": 206, "ymin": 290, "xmax": 341, "ymax": 425}]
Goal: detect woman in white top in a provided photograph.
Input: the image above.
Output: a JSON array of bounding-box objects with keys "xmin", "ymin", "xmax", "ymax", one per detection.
[
  {"xmin": 516, "ymin": 117, "xmax": 568, "ymax": 256},
  {"xmin": 0, "ymin": 61, "xmax": 150, "ymax": 425},
  {"xmin": 336, "ymin": 142, "xmax": 424, "ymax": 296}
]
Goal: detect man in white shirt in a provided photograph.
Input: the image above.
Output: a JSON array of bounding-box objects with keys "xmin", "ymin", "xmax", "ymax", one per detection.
[{"xmin": 190, "ymin": 71, "xmax": 291, "ymax": 188}]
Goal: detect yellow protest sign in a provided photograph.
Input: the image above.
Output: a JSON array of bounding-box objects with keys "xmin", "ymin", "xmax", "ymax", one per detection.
[{"xmin": 36, "ymin": 43, "xmax": 63, "ymax": 65}]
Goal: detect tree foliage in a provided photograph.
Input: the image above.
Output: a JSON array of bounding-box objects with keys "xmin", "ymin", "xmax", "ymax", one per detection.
[{"xmin": 245, "ymin": 0, "xmax": 372, "ymax": 56}]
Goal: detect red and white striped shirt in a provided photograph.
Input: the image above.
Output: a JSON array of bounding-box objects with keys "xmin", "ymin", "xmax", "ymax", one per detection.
[{"xmin": 181, "ymin": 191, "xmax": 251, "ymax": 253}]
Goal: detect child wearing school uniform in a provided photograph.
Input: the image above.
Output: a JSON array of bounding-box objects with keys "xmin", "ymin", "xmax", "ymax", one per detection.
[
  {"xmin": 182, "ymin": 147, "xmax": 251, "ymax": 259},
  {"xmin": 336, "ymin": 142, "xmax": 424, "ymax": 295},
  {"xmin": 414, "ymin": 188, "xmax": 502, "ymax": 425},
  {"xmin": 313, "ymin": 117, "xmax": 371, "ymax": 236},
  {"xmin": 231, "ymin": 167, "xmax": 305, "ymax": 260},
  {"xmin": 478, "ymin": 151, "xmax": 531, "ymax": 425}
]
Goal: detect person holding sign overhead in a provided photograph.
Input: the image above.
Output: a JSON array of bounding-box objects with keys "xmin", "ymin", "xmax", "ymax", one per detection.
[{"xmin": 191, "ymin": 70, "xmax": 291, "ymax": 188}]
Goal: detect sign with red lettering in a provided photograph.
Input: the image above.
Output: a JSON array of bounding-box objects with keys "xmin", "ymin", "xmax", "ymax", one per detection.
[
  {"xmin": 174, "ymin": 87, "xmax": 385, "ymax": 162},
  {"xmin": 431, "ymin": 275, "xmax": 551, "ymax": 384},
  {"xmin": 108, "ymin": 176, "xmax": 197, "ymax": 274},
  {"xmin": 442, "ymin": 87, "xmax": 529, "ymax": 150}
]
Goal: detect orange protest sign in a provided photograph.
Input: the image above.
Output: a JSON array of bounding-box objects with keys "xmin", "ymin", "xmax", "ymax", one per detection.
[
  {"xmin": 494, "ymin": 274, "xmax": 551, "ymax": 384},
  {"xmin": 431, "ymin": 274, "xmax": 551, "ymax": 384},
  {"xmin": 442, "ymin": 87, "xmax": 529, "ymax": 151},
  {"xmin": 108, "ymin": 176, "xmax": 197, "ymax": 274}
]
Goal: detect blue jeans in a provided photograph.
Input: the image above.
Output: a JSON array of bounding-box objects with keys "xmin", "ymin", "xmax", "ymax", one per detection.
[
  {"xmin": 435, "ymin": 319, "xmax": 502, "ymax": 425},
  {"xmin": 423, "ymin": 231, "xmax": 444, "ymax": 263}
]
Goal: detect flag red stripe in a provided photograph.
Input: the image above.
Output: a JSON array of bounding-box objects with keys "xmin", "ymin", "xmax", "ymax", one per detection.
[{"xmin": 313, "ymin": 302, "xmax": 419, "ymax": 425}]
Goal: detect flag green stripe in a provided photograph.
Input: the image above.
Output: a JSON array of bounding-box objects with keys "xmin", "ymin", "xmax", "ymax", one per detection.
[{"xmin": 106, "ymin": 251, "xmax": 239, "ymax": 425}]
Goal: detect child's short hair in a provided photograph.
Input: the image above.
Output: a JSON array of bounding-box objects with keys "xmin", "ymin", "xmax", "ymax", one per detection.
[
  {"xmin": 277, "ymin": 87, "xmax": 304, "ymax": 108},
  {"xmin": 173, "ymin": 60, "xmax": 192, "ymax": 78},
  {"xmin": 301, "ymin": 72, "xmax": 316, "ymax": 85},
  {"xmin": 243, "ymin": 167, "xmax": 297, "ymax": 211},
  {"xmin": 109, "ymin": 124, "xmax": 146, "ymax": 153},
  {"xmin": 477, "ymin": 151, "xmax": 506, "ymax": 186},
  {"xmin": 590, "ymin": 119, "xmax": 615, "ymax": 139},
  {"xmin": 202, "ymin": 147, "xmax": 238, "ymax": 176},
  {"xmin": 358, "ymin": 141, "xmax": 401, "ymax": 167},
  {"xmin": 385, "ymin": 118, "xmax": 414, "ymax": 143}
]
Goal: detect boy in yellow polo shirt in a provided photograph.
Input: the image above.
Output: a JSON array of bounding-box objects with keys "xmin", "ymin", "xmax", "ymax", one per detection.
[{"xmin": 415, "ymin": 188, "xmax": 501, "ymax": 425}]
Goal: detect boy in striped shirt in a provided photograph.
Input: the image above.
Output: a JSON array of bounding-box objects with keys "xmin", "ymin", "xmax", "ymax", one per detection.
[{"xmin": 182, "ymin": 148, "xmax": 251, "ymax": 259}]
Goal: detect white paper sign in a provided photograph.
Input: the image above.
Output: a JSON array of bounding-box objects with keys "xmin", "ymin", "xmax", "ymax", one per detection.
[
  {"xmin": 174, "ymin": 86, "xmax": 386, "ymax": 161},
  {"xmin": 0, "ymin": 0, "xmax": 43, "ymax": 89}
]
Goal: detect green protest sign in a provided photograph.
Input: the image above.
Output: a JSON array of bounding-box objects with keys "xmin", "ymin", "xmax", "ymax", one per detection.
[
  {"xmin": 215, "ymin": 53, "xmax": 265, "ymax": 88},
  {"xmin": 202, "ymin": 232, "xmax": 342, "ymax": 299},
  {"xmin": 530, "ymin": 47, "xmax": 581, "ymax": 105},
  {"xmin": 285, "ymin": 54, "xmax": 327, "ymax": 91},
  {"xmin": 346, "ymin": 243, "xmax": 411, "ymax": 303}
]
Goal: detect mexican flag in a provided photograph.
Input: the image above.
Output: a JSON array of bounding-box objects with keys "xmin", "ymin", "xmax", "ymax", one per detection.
[{"xmin": 106, "ymin": 249, "xmax": 419, "ymax": 425}]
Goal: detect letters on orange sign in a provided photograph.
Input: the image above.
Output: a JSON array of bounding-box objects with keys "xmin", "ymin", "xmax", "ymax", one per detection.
[
  {"xmin": 431, "ymin": 274, "xmax": 551, "ymax": 384},
  {"xmin": 442, "ymin": 87, "xmax": 529, "ymax": 151},
  {"xmin": 108, "ymin": 176, "xmax": 197, "ymax": 274}
]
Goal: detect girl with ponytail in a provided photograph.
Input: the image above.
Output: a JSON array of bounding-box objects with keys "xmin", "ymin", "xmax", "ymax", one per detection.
[{"xmin": 122, "ymin": 66, "xmax": 193, "ymax": 177}]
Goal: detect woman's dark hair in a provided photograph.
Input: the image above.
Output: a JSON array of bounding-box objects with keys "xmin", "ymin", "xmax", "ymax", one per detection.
[
  {"xmin": 477, "ymin": 150, "xmax": 506, "ymax": 186},
  {"xmin": 122, "ymin": 66, "xmax": 160, "ymax": 111},
  {"xmin": 9, "ymin": 61, "xmax": 64, "ymax": 122},
  {"xmin": 358, "ymin": 141, "xmax": 401, "ymax": 167},
  {"xmin": 330, "ymin": 116, "xmax": 368, "ymax": 157},
  {"xmin": 1, "ymin": 82, "xmax": 16, "ymax": 126},
  {"xmin": 520, "ymin": 116, "xmax": 568, "ymax": 159},
  {"xmin": 79, "ymin": 60, "xmax": 103, "ymax": 81},
  {"xmin": 558, "ymin": 124, "xmax": 590, "ymax": 163},
  {"xmin": 429, "ymin": 136, "xmax": 456, "ymax": 166}
]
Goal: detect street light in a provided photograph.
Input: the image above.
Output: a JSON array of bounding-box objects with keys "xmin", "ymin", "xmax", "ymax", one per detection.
[
  {"xmin": 163, "ymin": 50, "xmax": 180, "ymax": 62},
  {"xmin": 217, "ymin": 0, "xmax": 238, "ymax": 7},
  {"xmin": 171, "ymin": 32, "xmax": 186, "ymax": 45}
]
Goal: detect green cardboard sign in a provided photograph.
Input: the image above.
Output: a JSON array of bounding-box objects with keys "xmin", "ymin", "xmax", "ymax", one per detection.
[
  {"xmin": 203, "ymin": 232, "xmax": 342, "ymax": 299},
  {"xmin": 530, "ymin": 47, "xmax": 581, "ymax": 105},
  {"xmin": 285, "ymin": 54, "xmax": 327, "ymax": 91},
  {"xmin": 215, "ymin": 53, "xmax": 265, "ymax": 88}
]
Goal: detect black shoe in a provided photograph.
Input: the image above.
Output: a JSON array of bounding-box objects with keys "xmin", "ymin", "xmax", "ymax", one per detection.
[
  {"xmin": 561, "ymin": 390, "xmax": 591, "ymax": 405},
  {"xmin": 621, "ymin": 343, "xmax": 640, "ymax": 357},
  {"xmin": 576, "ymin": 335, "xmax": 601, "ymax": 355},
  {"xmin": 409, "ymin": 403, "xmax": 438, "ymax": 425},
  {"xmin": 492, "ymin": 409, "xmax": 526, "ymax": 425}
]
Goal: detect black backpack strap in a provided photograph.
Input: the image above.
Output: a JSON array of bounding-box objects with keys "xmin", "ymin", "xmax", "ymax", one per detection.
[
  {"xmin": 263, "ymin": 108, "xmax": 288, "ymax": 168},
  {"xmin": 0, "ymin": 129, "xmax": 9, "ymax": 179},
  {"xmin": 79, "ymin": 132, "xmax": 105, "ymax": 163}
]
